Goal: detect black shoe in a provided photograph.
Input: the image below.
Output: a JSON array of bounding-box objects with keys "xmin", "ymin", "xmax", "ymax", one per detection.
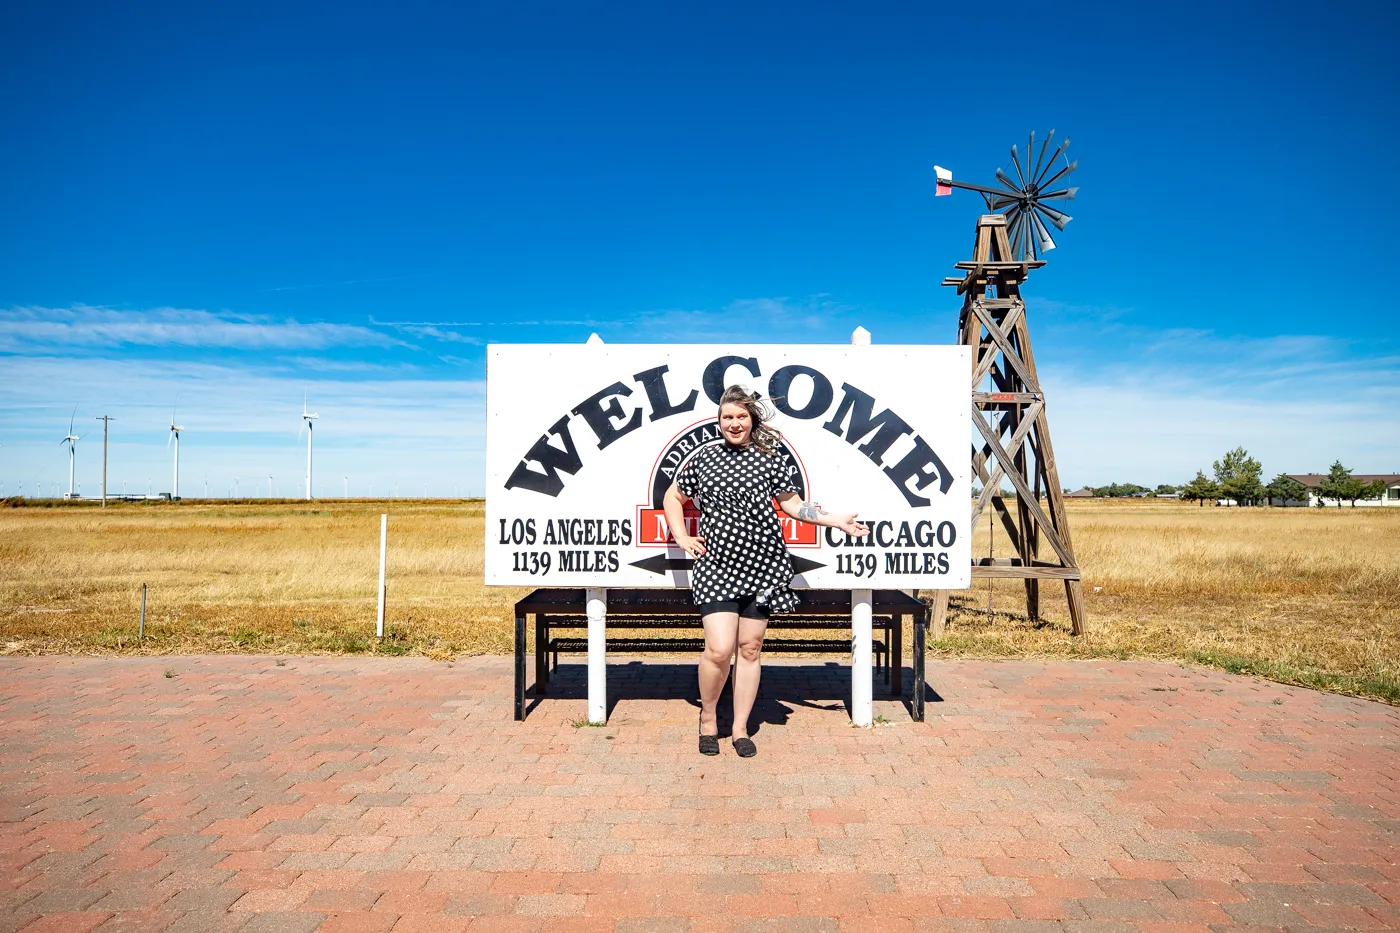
[
  {"xmin": 732, "ymin": 736, "xmax": 757, "ymax": 758},
  {"xmin": 699, "ymin": 712, "xmax": 720, "ymax": 756}
]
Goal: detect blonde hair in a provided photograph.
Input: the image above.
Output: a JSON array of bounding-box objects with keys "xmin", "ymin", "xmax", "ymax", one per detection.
[{"xmin": 719, "ymin": 385, "xmax": 781, "ymax": 456}]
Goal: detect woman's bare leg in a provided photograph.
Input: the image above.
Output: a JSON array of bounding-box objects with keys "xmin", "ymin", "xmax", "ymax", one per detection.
[
  {"xmin": 731, "ymin": 616, "xmax": 768, "ymax": 739},
  {"xmin": 699, "ymin": 611, "xmax": 739, "ymax": 736}
]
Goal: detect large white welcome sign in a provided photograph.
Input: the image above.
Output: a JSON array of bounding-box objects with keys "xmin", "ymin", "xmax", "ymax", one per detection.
[{"xmin": 485, "ymin": 344, "xmax": 970, "ymax": 590}]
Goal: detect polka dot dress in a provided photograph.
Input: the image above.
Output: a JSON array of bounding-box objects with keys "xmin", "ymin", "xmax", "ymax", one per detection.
[{"xmin": 675, "ymin": 440, "xmax": 800, "ymax": 614}]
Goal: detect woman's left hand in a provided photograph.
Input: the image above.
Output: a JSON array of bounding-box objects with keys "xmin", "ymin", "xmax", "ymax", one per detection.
[{"xmin": 834, "ymin": 514, "xmax": 869, "ymax": 537}]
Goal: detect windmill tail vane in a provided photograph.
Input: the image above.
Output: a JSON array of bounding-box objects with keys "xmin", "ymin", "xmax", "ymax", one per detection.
[{"xmin": 933, "ymin": 129, "xmax": 1080, "ymax": 261}]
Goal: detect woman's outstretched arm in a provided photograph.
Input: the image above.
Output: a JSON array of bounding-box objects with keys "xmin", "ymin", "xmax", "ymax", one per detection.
[{"xmin": 776, "ymin": 491, "xmax": 869, "ymax": 537}]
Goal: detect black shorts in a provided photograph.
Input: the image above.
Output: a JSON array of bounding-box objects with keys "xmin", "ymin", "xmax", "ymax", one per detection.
[{"xmin": 698, "ymin": 594, "xmax": 770, "ymax": 621}]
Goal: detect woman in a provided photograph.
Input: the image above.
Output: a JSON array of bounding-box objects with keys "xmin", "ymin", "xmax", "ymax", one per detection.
[{"xmin": 663, "ymin": 386, "xmax": 869, "ymax": 757}]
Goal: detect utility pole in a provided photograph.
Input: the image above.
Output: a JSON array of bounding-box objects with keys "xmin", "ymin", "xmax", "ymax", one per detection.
[{"xmin": 96, "ymin": 416, "xmax": 115, "ymax": 507}]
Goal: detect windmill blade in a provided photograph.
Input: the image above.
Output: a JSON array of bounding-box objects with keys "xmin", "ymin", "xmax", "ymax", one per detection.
[
  {"xmin": 994, "ymin": 168, "xmax": 1023, "ymax": 193},
  {"xmin": 1005, "ymin": 209, "xmax": 1027, "ymax": 260},
  {"xmin": 1037, "ymin": 158, "xmax": 1078, "ymax": 193},
  {"xmin": 989, "ymin": 193, "xmax": 1022, "ymax": 211},
  {"xmin": 1009, "ymin": 145, "xmax": 1026, "ymax": 187},
  {"xmin": 1033, "ymin": 136, "xmax": 1071, "ymax": 188},
  {"xmin": 167, "ymin": 430, "xmax": 173, "ymax": 450},
  {"xmin": 1031, "ymin": 129, "xmax": 1055, "ymax": 187},
  {"xmin": 1029, "ymin": 209, "xmax": 1058, "ymax": 253},
  {"xmin": 69, "ymin": 404, "xmax": 77, "ymax": 435},
  {"xmin": 1033, "ymin": 202, "xmax": 1073, "ymax": 230},
  {"xmin": 1037, "ymin": 187, "xmax": 1078, "ymax": 201}
]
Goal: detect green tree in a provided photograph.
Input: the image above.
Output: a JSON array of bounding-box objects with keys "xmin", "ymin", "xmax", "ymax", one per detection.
[
  {"xmin": 1154, "ymin": 483, "xmax": 1178, "ymax": 495},
  {"xmin": 1264, "ymin": 473, "xmax": 1309, "ymax": 506},
  {"xmin": 1361, "ymin": 478, "xmax": 1388, "ymax": 504},
  {"xmin": 1317, "ymin": 461, "xmax": 1364, "ymax": 507},
  {"xmin": 1180, "ymin": 471, "xmax": 1220, "ymax": 507},
  {"xmin": 1091, "ymin": 482, "xmax": 1148, "ymax": 498},
  {"xmin": 1213, "ymin": 447, "xmax": 1264, "ymax": 506}
]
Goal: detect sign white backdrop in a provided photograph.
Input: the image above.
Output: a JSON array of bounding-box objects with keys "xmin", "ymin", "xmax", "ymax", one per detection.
[{"xmin": 486, "ymin": 344, "xmax": 970, "ymax": 590}]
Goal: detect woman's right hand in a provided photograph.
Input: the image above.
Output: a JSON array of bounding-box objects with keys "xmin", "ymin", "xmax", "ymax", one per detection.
[{"xmin": 676, "ymin": 534, "xmax": 707, "ymax": 558}]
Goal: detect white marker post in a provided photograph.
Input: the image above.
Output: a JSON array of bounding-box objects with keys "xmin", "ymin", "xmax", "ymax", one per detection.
[
  {"xmin": 587, "ymin": 588, "xmax": 607, "ymax": 724},
  {"xmin": 376, "ymin": 514, "xmax": 387, "ymax": 638},
  {"xmin": 852, "ymin": 589, "xmax": 873, "ymax": 725},
  {"xmin": 582, "ymin": 330, "xmax": 609, "ymax": 724},
  {"xmin": 850, "ymin": 325, "xmax": 874, "ymax": 726}
]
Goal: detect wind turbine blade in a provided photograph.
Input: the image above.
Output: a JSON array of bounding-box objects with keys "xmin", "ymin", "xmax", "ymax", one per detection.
[
  {"xmin": 69, "ymin": 404, "xmax": 77, "ymax": 435},
  {"xmin": 1005, "ymin": 209, "xmax": 1026, "ymax": 260},
  {"xmin": 1036, "ymin": 156, "xmax": 1077, "ymax": 193},
  {"xmin": 989, "ymin": 194, "xmax": 1021, "ymax": 211},
  {"xmin": 167, "ymin": 431, "xmax": 172, "ymax": 450},
  {"xmin": 1037, "ymin": 187, "xmax": 1077, "ymax": 201},
  {"xmin": 1009, "ymin": 145, "xmax": 1026, "ymax": 187},
  {"xmin": 1029, "ymin": 209, "xmax": 1057, "ymax": 253},
  {"xmin": 1034, "ymin": 202, "xmax": 1073, "ymax": 230},
  {"xmin": 994, "ymin": 168, "xmax": 1022, "ymax": 193},
  {"xmin": 1031, "ymin": 129, "xmax": 1054, "ymax": 186},
  {"xmin": 1033, "ymin": 136, "xmax": 1071, "ymax": 188}
]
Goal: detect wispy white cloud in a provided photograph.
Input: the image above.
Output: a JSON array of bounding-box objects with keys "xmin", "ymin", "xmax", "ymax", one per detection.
[
  {"xmin": 392, "ymin": 325, "xmax": 484, "ymax": 345},
  {"xmin": 0, "ymin": 305, "xmax": 402, "ymax": 352},
  {"xmin": 0, "ymin": 356, "xmax": 485, "ymax": 497},
  {"xmin": 1037, "ymin": 327, "xmax": 1400, "ymax": 485},
  {"xmin": 608, "ymin": 295, "xmax": 861, "ymax": 343},
  {"xmin": 2, "ymin": 299, "xmax": 1395, "ymax": 497}
]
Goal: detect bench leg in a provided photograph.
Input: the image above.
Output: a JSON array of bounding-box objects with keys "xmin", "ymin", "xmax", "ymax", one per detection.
[
  {"xmin": 514, "ymin": 611, "xmax": 526, "ymax": 721},
  {"xmin": 912, "ymin": 613, "xmax": 926, "ymax": 722},
  {"xmin": 535, "ymin": 614, "xmax": 548, "ymax": 696},
  {"xmin": 892, "ymin": 615, "xmax": 903, "ymax": 698}
]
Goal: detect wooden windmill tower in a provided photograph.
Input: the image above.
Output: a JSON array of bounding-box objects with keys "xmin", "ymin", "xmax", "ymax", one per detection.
[{"xmin": 930, "ymin": 131, "xmax": 1086, "ymax": 636}]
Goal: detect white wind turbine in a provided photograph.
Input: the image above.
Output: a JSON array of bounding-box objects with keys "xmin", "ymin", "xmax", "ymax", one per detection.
[
  {"xmin": 298, "ymin": 393, "xmax": 319, "ymax": 501},
  {"xmin": 61, "ymin": 406, "xmax": 80, "ymax": 499},
  {"xmin": 167, "ymin": 400, "xmax": 184, "ymax": 500}
]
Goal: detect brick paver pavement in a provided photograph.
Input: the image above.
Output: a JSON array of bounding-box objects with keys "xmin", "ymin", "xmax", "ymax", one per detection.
[{"xmin": 1, "ymin": 655, "xmax": 1397, "ymax": 932}]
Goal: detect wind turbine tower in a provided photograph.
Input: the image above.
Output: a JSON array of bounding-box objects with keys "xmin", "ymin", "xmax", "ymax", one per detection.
[
  {"xmin": 300, "ymin": 394, "xmax": 319, "ymax": 501},
  {"xmin": 168, "ymin": 403, "xmax": 183, "ymax": 500},
  {"xmin": 61, "ymin": 406, "xmax": 80, "ymax": 499}
]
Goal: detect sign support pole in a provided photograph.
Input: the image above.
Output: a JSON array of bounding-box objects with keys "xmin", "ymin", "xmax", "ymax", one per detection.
[
  {"xmin": 586, "ymin": 588, "xmax": 607, "ymax": 724},
  {"xmin": 851, "ymin": 589, "xmax": 873, "ymax": 726},
  {"xmin": 848, "ymin": 325, "xmax": 874, "ymax": 726}
]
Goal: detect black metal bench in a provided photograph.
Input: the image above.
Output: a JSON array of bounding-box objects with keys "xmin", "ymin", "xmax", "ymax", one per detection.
[
  {"xmin": 537, "ymin": 614, "xmax": 895, "ymax": 693},
  {"xmin": 513, "ymin": 588, "xmax": 930, "ymax": 722}
]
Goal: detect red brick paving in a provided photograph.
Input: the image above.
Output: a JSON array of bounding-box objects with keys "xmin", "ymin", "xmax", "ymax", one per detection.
[{"xmin": 1, "ymin": 656, "xmax": 1398, "ymax": 932}]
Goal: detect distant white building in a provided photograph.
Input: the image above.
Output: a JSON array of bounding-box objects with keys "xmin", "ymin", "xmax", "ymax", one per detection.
[{"xmin": 1275, "ymin": 474, "xmax": 1400, "ymax": 507}]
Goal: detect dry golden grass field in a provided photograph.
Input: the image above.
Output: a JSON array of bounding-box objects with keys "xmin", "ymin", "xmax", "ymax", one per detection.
[{"xmin": 1, "ymin": 497, "xmax": 1397, "ymax": 702}]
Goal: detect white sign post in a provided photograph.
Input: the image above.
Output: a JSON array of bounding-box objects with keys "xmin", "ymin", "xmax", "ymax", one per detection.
[
  {"xmin": 586, "ymin": 588, "xmax": 607, "ymax": 724},
  {"xmin": 487, "ymin": 342, "xmax": 970, "ymax": 722},
  {"xmin": 376, "ymin": 514, "xmax": 387, "ymax": 639}
]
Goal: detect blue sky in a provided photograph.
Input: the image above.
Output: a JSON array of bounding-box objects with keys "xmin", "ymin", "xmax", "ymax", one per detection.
[{"xmin": 2, "ymin": 1, "xmax": 1397, "ymax": 497}]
